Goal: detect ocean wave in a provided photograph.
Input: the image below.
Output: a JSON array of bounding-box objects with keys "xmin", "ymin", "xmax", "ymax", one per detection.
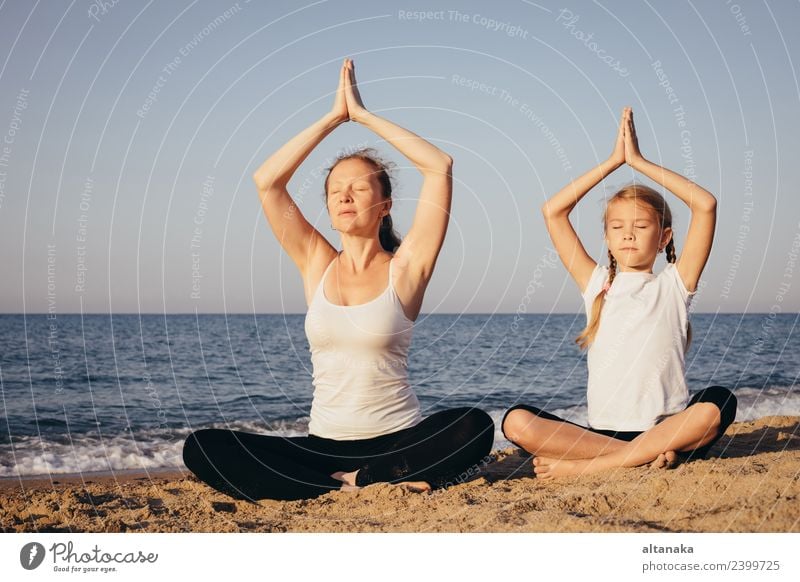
[{"xmin": 1, "ymin": 386, "xmax": 796, "ymax": 477}]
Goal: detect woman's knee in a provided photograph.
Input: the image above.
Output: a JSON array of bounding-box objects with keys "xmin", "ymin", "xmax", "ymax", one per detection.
[
  {"xmin": 182, "ymin": 428, "xmax": 223, "ymax": 469},
  {"xmin": 465, "ymin": 407, "xmax": 494, "ymax": 432},
  {"xmin": 452, "ymin": 407, "xmax": 495, "ymax": 448}
]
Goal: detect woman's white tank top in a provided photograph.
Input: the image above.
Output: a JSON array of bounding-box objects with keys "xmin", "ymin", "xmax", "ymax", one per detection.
[{"xmin": 304, "ymin": 255, "xmax": 422, "ymax": 440}]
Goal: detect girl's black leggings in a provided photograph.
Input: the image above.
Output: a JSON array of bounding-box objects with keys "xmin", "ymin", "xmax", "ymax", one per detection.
[
  {"xmin": 182, "ymin": 407, "xmax": 495, "ymax": 501},
  {"xmin": 502, "ymin": 385, "xmax": 738, "ymax": 461}
]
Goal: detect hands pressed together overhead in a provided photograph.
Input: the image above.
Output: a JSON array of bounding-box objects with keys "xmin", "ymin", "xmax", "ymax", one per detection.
[
  {"xmin": 331, "ymin": 58, "xmax": 369, "ymax": 124},
  {"xmin": 610, "ymin": 106, "xmax": 644, "ymax": 168}
]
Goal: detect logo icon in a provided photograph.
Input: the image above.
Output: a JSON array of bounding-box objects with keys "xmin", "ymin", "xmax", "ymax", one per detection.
[{"xmin": 20, "ymin": 542, "xmax": 46, "ymax": 570}]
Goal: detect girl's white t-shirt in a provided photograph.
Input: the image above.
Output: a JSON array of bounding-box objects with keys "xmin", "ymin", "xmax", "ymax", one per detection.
[{"xmin": 582, "ymin": 263, "xmax": 695, "ymax": 431}]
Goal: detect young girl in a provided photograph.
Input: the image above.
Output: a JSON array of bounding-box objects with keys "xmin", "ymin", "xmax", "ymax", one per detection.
[
  {"xmin": 182, "ymin": 59, "xmax": 494, "ymax": 501},
  {"xmin": 501, "ymin": 107, "xmax": 737, "ymax": 479}
]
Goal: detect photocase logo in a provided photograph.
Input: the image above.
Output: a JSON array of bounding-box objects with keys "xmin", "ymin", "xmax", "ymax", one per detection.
[{"xmin": 20, "ymin": 542, "xmax": 46, "ymax": 570}]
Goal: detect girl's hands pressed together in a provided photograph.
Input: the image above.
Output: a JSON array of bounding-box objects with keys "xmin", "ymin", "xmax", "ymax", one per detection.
[
  {"xmin": 623, "ymin": 106, "xmax": 645, "ymax": 168},
  {"xmin": 609, "ymin": 107, "xmax": 626, "ymax": 168}
]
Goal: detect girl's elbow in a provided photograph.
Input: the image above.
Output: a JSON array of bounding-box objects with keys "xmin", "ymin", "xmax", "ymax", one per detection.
[
  {"xmin": 541, "ymin": 202, "xmax": 559, "ymax": 220},
  {"xmin": 435, "ymin": 154, "xmax": 453, "ymax": 173}
]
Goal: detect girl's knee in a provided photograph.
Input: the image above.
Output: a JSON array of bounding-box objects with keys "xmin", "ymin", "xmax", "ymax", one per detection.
[
  {"xmin": 694, "ymin": 386, "xmax": 737, "ymax": 423},
  {"xmin": 501, "ymin": 408, "xmax": 532, "ymax": 444},
  {"xmin": 689, "ymin": 402, "xmax": 722, "ymax": 431}
]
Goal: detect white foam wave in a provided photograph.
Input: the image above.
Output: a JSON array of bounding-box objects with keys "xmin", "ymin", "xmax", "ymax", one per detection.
[
  {"xmin": 0, "ymin": 417, "xmax": 311, "ymax": 478},
  {"xmin": 2, "ymin": 387, "xmax": 796, "ymax": 477}
]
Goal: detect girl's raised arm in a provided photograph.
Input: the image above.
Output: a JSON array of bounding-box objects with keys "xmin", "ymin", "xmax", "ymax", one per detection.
[
  {"xmin": 542, "ymin": 109, "xmax": 627, "ymax": 292},
  {"xmin": 624, "ymin": 108, "xmax": 717, "ymax": 292},
  {"xmin": 343, "ymin": 59, "xmax": 453, "ymax": 286},
  {"xmin": 251, "ymin": 62, "xmax": 349, "ymax": 276}
]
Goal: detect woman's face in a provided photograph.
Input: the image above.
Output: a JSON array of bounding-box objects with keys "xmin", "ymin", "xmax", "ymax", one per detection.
[
  {"xmin": 605, "ymin": 198, "xmax": 672, "ymax": 272},
  {"xmin": 326, "ymin": 158, "xmax": 389, "ymax": 234}
]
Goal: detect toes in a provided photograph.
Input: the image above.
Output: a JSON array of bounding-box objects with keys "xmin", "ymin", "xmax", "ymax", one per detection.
[
  {"xmin": 650, "ymin": 453, "xmax": 667, "ymax": 469},
  {"xmin": 650, "ymin": 451, "xmax": 681, "ymax": 470}
]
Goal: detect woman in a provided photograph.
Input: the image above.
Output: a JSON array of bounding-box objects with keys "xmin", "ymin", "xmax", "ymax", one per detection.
[{"xmin": 182, "ymin": 59, "xmax": 494, "ymax": 501}]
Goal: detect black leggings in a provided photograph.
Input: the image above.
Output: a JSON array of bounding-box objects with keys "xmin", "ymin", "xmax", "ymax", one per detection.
[
  {"xmin": 502, "ymin": 386, "xmax": 738, "ymax": 461},
  {"xmin": 183, "ymin": 407, "xmax": 495, "ymax": 501}
]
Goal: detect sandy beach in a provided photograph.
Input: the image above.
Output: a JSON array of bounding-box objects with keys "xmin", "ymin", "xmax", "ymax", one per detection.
[{"xmin": 1, "ymin": 415, "xmax": 798, "ymax": 533}]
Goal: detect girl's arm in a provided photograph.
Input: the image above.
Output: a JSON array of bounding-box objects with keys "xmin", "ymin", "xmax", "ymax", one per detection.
[
  {"xmin": 251, "ymin": 62, "xmax": 350, "ymax": 275},
  {"xmin": 542, "ymin": 109, "xmax": 627, "ymax": 292},
  {"xmin": 624, "ymin": 109, "xmax": 717, "ymax": 292},
  {"xmin": 344, "ymin": 59, "xmax": 453, "ymax": 284}
]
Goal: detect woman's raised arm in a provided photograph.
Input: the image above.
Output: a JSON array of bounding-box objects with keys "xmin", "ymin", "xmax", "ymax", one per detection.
[
  {"xmin": 251, "ymin": 62, "xmax": 349, "ymax": 276},
  {"xmin": 343, "ymin": 59, "xmax": 453, "ymax": 284}
]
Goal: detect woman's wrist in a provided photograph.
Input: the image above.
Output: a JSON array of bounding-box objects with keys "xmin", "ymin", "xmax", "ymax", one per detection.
[
  {"xmin": 323, "ymin": 111, "xmax": 347, "ymax": 128},
  {"xmin": 349, "ymin": 108, "xmax": 372, "ymax": 125}
]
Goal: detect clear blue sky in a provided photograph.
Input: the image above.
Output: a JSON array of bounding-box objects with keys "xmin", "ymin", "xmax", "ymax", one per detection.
[{"xmin": 1, "ymin": 0, "xmax": 798, "ymax": 314}]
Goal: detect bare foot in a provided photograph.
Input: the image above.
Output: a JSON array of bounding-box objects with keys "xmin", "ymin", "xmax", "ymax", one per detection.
[
  {"xmin": 396, "ymin": 480, "xmax": 432, "ymax": 493},
  {"xmin": 532, "ymin": 456, "xmax": 597, "ymax": 479},
  {"xmin": 333, "ymin": 470, "xmax": 430, "ymax": 493},
  {"xmin": 534, "ymin": 451, "xmax": 682, "ymax": 479},
  {"xmin": 331, "ymin": 470, "xmax": 360, "ymax": 491},
  {"xmin": 649, "ymin": 451, "xmax": 679, "ymax": 470}
]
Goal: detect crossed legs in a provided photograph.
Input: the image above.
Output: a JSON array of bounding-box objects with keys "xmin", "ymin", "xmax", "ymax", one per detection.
[{"xmin": 501, "ymin": 386, "xmax": 737, "ymax": 479}]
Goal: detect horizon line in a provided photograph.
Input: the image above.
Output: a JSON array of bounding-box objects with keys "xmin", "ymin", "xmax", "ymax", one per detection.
[{"xmin": 3, "ymin": 312, "xmax": 798, "ymax": 316}]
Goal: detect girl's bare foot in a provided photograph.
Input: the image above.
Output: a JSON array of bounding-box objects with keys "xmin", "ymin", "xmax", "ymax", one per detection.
[
  {"xmin": 532, "ymin": 456, "xmax": 595, "ymax": 479},
  {"xmin": 650, "ymin": 451, "xmax": 679, "ymax": 469},
  {"xmin": 533, "ymin": 457, "xmax": 613, "ymax": 479},
  {"xmin": 534, "ymin": 450, "xmax": 682, "ymax": 479}
]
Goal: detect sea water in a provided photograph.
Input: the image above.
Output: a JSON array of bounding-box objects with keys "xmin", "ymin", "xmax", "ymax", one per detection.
[{"xmin": 0, "ymin": 313, "xmax": 797, "ymax": 477}]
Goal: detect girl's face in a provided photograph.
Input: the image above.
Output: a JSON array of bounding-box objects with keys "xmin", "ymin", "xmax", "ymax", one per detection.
[
  {"xmin": 326, "ymin": 158, "xmax": 389, "ymax": 235},
  {"xmin": 605, "ymin": 198, "xmax": 672, "ymax": 272}
]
